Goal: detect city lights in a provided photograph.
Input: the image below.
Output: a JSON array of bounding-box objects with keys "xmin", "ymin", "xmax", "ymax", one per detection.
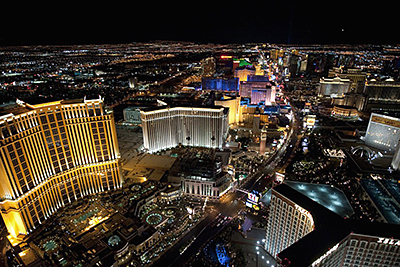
[{"xmin": 1, "ymin": 38, "xmax": 400, "ymax": 267}]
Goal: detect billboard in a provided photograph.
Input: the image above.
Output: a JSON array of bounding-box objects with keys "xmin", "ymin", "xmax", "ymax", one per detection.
[
  {"xmin": 247, "ymin": 192, "xmax": 260, "ymax": 204},
  {"xmin": 275, "ymin": 172, "xmax": 285, "ymax": 183},
  {"xmin": 371, "ymin": 114, "xmax": 400, "ymax": 128},
  {"xmin": 246, "ymin": 190, "xmax": 260, "ymax": 210}
]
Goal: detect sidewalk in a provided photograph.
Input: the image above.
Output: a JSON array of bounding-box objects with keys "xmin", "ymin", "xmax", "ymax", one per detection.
[{"xmin": 231, "ymin": 228, "xmax": 276, "ymax": 267}]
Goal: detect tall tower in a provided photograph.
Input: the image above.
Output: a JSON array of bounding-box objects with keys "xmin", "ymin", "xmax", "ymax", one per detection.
[
  {"xmin": 0, "ymin": 98, "xmax": 121, "ymax": 239},
  {"xmin": 260, "ymin": 127, "xmax": 267, "ymax": 154}
]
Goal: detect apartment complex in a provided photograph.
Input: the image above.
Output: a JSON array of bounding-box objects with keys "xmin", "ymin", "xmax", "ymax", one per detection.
[{"xmin": 0, "ymin": 98, "xmax": 121, "ymax": 238}]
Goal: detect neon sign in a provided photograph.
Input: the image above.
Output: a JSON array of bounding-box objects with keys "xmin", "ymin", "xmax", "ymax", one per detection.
[
  {"xmin": 377, "ymin": 238, "xmax": 400, "ymax": 246},
  {"xmin": 247, "ymin": 191, "xmax": 259, "ymax": 204}
]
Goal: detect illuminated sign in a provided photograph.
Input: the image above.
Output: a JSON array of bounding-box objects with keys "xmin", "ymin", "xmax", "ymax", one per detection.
[
  {"xmin": 377, "ymin": 238, "xmax": 400, "ymax": 246},
  {"xmin": 247, "ymin": 191, "xmax": 260, "ymax": 204},
  {"xmin": 275, "ymin": 172, "xmax": 285, "ymax": 182},
  {"xmin": 220, "ymin": 55, "xmax": 232, "ymax": 59},
  {"xmin": 305, "ymin": 115, "xmax": 316, "ymax": 126},
  {"xmin": 371, "ymin": 115, "xmax": 400, "ymax": 128}
]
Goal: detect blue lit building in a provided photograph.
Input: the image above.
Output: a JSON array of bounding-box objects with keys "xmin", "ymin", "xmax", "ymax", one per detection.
[
  {"xmin": 216, "ymin": 243, "xmax": 230, "ymax": 266},
  {"xmin": 240, "ymin": 98, "xmax": 281, "ymax": 115},
  {"xmin": 247, "ymin": 75, "xmax": 269, "ymax": 82},
  {"xmin": 201, "ymin": 77, "xmax": 239, "ymax": 92}
]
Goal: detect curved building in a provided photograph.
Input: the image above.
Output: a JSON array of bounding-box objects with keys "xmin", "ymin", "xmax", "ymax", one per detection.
[
  {"xmin": 0, "ymin": 98, "xmax": 121, "ymax": 238},
  {"xmin": 331, "ymin": 105, "xmax": 358, "ymax": 120},
  {"xmin": 141, "ymin": 106, "xmax": 229, "ymax": 153}
]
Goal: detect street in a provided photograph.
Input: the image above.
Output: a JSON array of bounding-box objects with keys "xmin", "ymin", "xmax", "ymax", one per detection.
[{"xmin": 150, "ymin": 106, "xmax": 300, "ymax": 267}]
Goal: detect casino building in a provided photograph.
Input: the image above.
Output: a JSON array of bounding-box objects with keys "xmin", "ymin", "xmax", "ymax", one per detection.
[
  {"xmin": 362, "ymin": 113, "xmax": 400, "ymax": 170},
  {"xmin": 331, "ymin": 105, "xmax": 358, "ymax": 120},
  {"xmin": 266, "ymin": 181, "xmax": 400, "ymax": 267},
  {"xmin": 363, "ymin": 113, "xmax": 400, "ymax": 152},
  {"xmin": 0, "ymin": 98, "xmax": 121, "ymax": 239},
  {"xmin": 140, "ymin": 106, "xmax": 229, "ymax": 153},
  {"xmin": 318, "ymin": 77, "xmax": 351, "ymax": 98}
]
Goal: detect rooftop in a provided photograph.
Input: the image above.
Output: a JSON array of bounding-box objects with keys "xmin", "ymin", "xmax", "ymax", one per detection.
[
  {"xmin": 361, "ymin": 179, "xmax": 400, "ymax": 224},
  {"xmin": 274, "ymin": 181, "xmax": 400, "ymax": 266},
  {"xmin": 285, "ymin": 181, "xmax": 354, "ymax": 218}
]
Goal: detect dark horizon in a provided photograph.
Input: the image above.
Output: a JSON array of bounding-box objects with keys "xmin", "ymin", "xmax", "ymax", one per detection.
[{"xmin": 1, "ymin": 1, "xmax": 398, "ymax": 46}]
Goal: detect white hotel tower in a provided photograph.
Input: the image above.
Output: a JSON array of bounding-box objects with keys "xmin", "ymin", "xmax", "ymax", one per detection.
[{"xmin": 140, "ymin": 106, "xmax": 229, "ymax": 153}]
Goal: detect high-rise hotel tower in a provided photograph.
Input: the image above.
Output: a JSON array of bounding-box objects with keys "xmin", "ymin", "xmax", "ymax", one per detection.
[
  {"xmin": 0, "ymin": 98, "xmax": 121, "ymax": 238},
  {"xmin": 141, "ymin": 106, "xmax": 229, "ymax": 153}
]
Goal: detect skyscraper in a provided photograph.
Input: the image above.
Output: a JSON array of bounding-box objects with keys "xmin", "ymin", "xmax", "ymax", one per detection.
[
  {"xmin": 0, "ymin": 98, "xmax": 121, "ymax": 238},
  {"xmin": 250, "ymin": 86, "xmax": 276, "ymax": 105},
  {"xmin": 141, "ymin": 106, "xmax": 229, "ymax": 153},
  {"xmin": 318, "ymin": 77, "xmax": 351, "ymax": 98},
  {"xmin": 266, "ymin": 182, "xmax": 400, "ymax": 267},
  {"xmin": 363, "ymin": 113, "xmax": 400, "ymax": 152},
  {"xmin": 260, "ymin": 127, "xmax": 267, "ymax": 154}
]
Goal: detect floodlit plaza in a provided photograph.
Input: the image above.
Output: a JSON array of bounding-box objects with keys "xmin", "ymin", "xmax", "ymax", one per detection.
[{"xmin": 24, "ymin": 181, "xmax": 207, "ymax": 266}]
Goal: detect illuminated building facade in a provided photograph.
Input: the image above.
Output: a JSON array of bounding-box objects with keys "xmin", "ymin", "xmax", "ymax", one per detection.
[
  {"xmin": 265, "ymin": 182, "xmax": 400, "ymax": 267},
  {"xmin": 234, "ymin": 67, "xmax": 255, "ymax": 82},
  {"xmin": 214, "ymin": 96, "xmax": 240, "ymax": 125},
  {"xmin": 179, "ymin": 154, "xmax": 232, "ymax": 201},
  {"xmin": 141, "ymin": 107, "xmax": 229, "ymax": 153},
  {"xmin": 239, "ymin": 81, "xmax": 271, "ymax": 98},
  {"xmin": 260, "ymin": 127, "xmax": 267, "ymax": 154},
  {"xmin": 123, "ymin": 106, "xmax": 144, "ymax": 124},
  {"xmin": 0, "ymin": 98, "xmax": 121, "ymax": 238},
  {"xmin": 328, "ymin": 67, "xmax": 366, "ymax": 92},
  {"xmin": 331, "ymin": 105, "xmax": 358, "ymax": 120},
  {"xmin": 364, "ymin": 113, "xmax": 400, "ymax": 152},
  {"xmin": 181, "ymin": 174, "xmax": 231, "ymax": 201},
  {"xmin": 216, "ymin": 54, "xmax": 234, "ymax": 73},
  {"xmin": 201, "ymin": 77, "xmax": 239, "ymax": 92},
  {"xmin": 362, "ymin": 80, "xmax": 400, "ymax": 111},
  {"xmin": 264, "ymin": 86, "xmax": 276, "ymax": 106},
  {"xmin": 309, "ymin": 234, "xmax": 400, "ymax": 267},
  {"xmin": 265, "ymin": 186, "xmax": 315, "ymax": 258},
  {"xmin": 318, "ymin": 77, "xmax": 351, "ymax": 98}
]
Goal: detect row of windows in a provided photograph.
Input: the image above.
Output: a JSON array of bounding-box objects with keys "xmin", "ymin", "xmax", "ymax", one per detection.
[
  {"xmin": 0, "ymin": 112, "xmax": 38, "ymax": 139},
  {"xmin": 62, "ymin": 103, "xmax": 103, "ymax": 119},
  {"xmin": 348, "ymin": 239, "xmax": 399, "ymax": 253},
  {"xmin": 16, "ymin": 162, "xmax": 121, "ymax": 234},
  {"xmin": 141, "ymin": 108, "xmax": 224, "ymax": 121},
  {"xmin": 0, "ymin": 103, "xmax": 117, "ymax": 199}
]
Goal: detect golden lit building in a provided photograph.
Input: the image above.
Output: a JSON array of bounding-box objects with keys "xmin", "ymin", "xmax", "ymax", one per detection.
[
  {"xmin": 0, "ymin": 98, "xmax": 121, "ymax": 238},
  {"xmin": 141, "ymin": 106, "xmax": 229, "ymax": 153}
]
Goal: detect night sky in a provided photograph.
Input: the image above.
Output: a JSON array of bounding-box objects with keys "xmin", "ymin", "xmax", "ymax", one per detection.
[{"xmin": 1, "ymin": 1, "xmax": 398, "ymax": 46}]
